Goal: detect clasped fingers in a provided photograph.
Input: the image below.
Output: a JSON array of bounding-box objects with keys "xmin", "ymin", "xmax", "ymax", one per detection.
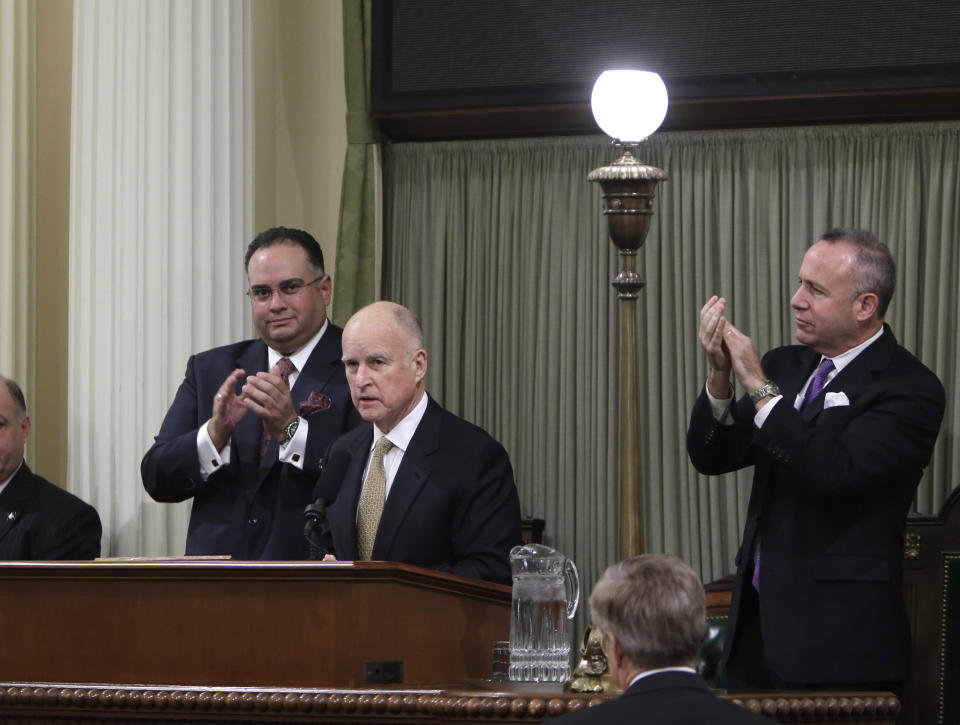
[
  {"xmin": 699, "ymin": 296, "xmax": 732, "ymax": 372},
  {"xmin": 242, "ymin": 372, "xmax": 296, "ymax": 437}
]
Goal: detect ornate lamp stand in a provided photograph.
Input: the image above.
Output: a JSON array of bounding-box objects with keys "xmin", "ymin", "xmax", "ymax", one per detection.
[
  {"xmin": 586, "ymin": 69, "xmax": 669, "ymax": 558},
  {"xmin": 589, "ymin": 147, "xmax": 667, "ymax": 558}
]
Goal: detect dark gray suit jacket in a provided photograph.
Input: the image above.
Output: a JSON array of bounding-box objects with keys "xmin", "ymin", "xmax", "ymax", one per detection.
[
  {"xmin": 325, "ymin": 396, "xmax": 521, "ymax": 584},
  {"xmin": 141, "ymin": 325, "xmax": 361, "ymax": 559},
  {"xmin": 0, "ymin": 463, "xmax": 101, "ymax": 560},
  {"xmin": 687, "ymin": 324, "xmax": 945, "ymax": 685},
  {"xmin": 550, "ymin": 671, "xmax": 768, "ymax": 725}
]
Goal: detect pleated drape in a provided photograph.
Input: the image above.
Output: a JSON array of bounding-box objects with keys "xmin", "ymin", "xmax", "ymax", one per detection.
[
  {"xmin": 382, "ymin": 123, "xmax": 960, "ymax": 617},
  {"xmin": 0, "ymin": 0, "xmax": 36, "ymax": 430},
  {"xmin": 69, "ymin": 0, "xmax": 254, "ymax": 555},
  {"xmin": 332, "ymin": 0, "xmax": 380, "ymax": 324}
]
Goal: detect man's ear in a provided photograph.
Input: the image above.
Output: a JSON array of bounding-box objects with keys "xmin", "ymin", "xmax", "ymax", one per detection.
[
  {"xmin": 608, "ymin": 636, "xmax": 626, "ymax": 669},
  {"xmin": 412, "ymin": 348, "xmax": 428, "ymax": 382},
  {"xmin": 318, "ymin": 274, "xmax": 333, "ymax": 306},
  {"xmin": 854, "ymin": 291, "xmax": 879, "ymax": 321}
]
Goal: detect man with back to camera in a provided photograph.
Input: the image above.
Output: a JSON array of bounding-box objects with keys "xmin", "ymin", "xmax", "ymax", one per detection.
[
  {"xmin": 550, "ymin": 554, "xmax": 768, "ymax": 725},
  {"xmin": 141, "ymin": 227, "xmax": 361, "ymax": 559},
  {"xmin": 322, "ymin": 301, "xmax": 522, "ymax": 584},
  {"xmin": 687, "ymin": 228, "xmax": 945, "ymax": 692},
  {"xmin": 0, "ymin": 375, "xmax": 101, "ymax": 559}
]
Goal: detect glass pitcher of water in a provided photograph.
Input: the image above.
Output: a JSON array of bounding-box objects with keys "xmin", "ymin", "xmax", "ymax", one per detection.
[{"xmin": 508, "ymin": 543, "xmax": 580, "ymax": 682}]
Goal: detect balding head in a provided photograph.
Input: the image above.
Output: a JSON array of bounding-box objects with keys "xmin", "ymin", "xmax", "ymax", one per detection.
[
  {"xmin": 342, "ymin": 302, "xmax": 428, "ymax": 434},
  {"xmin": 0, "ymin": 375, "xmax": 30, "ymax": 482},
  {"xmin": 0, "ymin": 377, "xmax": 26, "ymax": 420}
]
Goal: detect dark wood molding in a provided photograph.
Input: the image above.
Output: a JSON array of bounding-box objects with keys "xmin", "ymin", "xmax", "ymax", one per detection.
[
  {"xmin": 374, "ymin": 87, "xmax": 960, "ymax": 142},
  {"xmin": 0, "ymin": 683, "xmax": 901, "ymax": 724}
]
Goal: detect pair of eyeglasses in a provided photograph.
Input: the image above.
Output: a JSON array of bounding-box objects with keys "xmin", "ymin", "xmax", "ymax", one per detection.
[{"xmin": 246, "ymin": 276, "xmax": 323, "ymax": 303}]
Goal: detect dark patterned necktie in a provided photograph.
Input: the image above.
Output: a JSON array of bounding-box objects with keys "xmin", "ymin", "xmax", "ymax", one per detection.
[{"xmin": 259, "ymin": 357, "xmax": 296, "ymax": 461}]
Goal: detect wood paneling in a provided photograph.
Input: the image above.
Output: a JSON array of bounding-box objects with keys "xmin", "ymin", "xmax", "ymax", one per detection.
[{"xmin": 0, "ymin": 560, "xmax": 510, "ymax": 688}]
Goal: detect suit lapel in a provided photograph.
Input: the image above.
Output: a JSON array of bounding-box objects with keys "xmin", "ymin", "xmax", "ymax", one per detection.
[
  {"xmin": 786, "ymin": 347, "xmax": 822, "ymax": 405},
  {"xmin": 0, "ymin": 463, "xmax": 32, "ymax": 546},
  {"xmin": 371, "ymin": 398, "xmax": 439, "ymax": 560},
  {"xmin": 331, "ymin": 428, "xmax": 373, "ymax": 561},
  {"xmin": 800, "ymin": 324, "xmax": 894, "ymax": 421},
  {"xmin": 290, "ymin": 325, "xmax": 343, "ymax": 411}
]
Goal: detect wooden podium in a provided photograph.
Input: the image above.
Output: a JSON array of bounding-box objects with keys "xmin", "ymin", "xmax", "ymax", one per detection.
[
  {"xmin": 0, "ymin": 559, "xmax": 511, "ymax": 688},
  {"xmin": 0, "ymin": 560, "xmax": 902, "ymax": 723}
]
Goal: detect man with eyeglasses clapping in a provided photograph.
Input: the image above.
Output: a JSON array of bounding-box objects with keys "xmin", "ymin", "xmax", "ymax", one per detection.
[{"xmin": 142, "ymin": 227, "xmax": 361, "ymax": 559}]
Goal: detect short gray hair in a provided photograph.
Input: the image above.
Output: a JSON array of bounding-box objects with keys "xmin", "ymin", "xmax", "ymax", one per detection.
[
  {"xmin": 820, "ymin": 227, "xmax": 896, "ymax": 318},
  {"xmin": 589, "ymin": 554, "xmax": 706, "ymax": 670}
]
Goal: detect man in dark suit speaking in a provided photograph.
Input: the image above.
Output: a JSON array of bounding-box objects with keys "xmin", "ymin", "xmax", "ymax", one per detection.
[
  {"xmin": 142, "ymin": 227, "xmax": 360, "ymax": 559},
  {"xmin": 0, "ymin": 376, "xmax": 101, "ymax": 560},
  {"xmin": 687, "ymin": 228, "xmax": 945, "ymax": 691},
  {"xmin": 323, "ymin": 301, "xmax": 521, "ymax": 584},
  {"xmin": 551, "ymin": 554, "xmax": 767, "ymax": 725}
]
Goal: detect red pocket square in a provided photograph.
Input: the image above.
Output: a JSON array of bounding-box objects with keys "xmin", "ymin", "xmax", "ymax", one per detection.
[{"xmin": 299, "ymin": 392, "xmax": 332, "ymax": 417}]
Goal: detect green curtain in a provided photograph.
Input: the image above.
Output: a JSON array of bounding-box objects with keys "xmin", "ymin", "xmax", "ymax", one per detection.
[
  {"xmin": 333, "ymin": 0, "xmax": 379, "ymax": 325},
  {"xmin": 382, "ymin": 123, "xmax": 960, "ymax": 607}
]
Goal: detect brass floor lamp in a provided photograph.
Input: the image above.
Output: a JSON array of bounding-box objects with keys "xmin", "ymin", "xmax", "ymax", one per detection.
[{"xmin": 588, "ymin": 70, "xmax": 669, "ymax": 559}]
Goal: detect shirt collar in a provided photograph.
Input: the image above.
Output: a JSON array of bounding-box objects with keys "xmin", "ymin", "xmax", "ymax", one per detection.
[
  {"xmin": 267, "ymin": 318, "xmax": 328, "ymax": 373},
  {"xmin": 821, "ymin": 324, "xmax": 884, "ymax": 374},
  {"xmin": 627, "ymin": 666, "xmax": 697, "ymax": 689},
  {"xmin": 372, "ymin": 391, "xmax": 429, "ymax": 454}
]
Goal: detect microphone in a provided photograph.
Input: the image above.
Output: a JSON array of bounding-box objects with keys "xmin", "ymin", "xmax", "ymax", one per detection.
[{"xmin": 304, "ymin": 449, "xmax": 351, "ymax": 560}]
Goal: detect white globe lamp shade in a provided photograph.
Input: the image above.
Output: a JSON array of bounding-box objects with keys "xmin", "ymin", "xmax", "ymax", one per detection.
[{"xmin": 590, "ymin": 70, "xmax": 669, "ymax": 143}]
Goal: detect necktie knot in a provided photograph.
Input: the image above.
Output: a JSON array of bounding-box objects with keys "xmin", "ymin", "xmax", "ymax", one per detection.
[
  {"xmin": 372, "ymin": 435, "xmax": 394, "ymax": 461},
  {"xmin": 275, "ymin": 357, "xmax": 296, "ymax": 386}
]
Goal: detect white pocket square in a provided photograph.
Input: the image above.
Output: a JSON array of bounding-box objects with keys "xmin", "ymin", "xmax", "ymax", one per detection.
[{"xmin": 823, "ymin": 392, "xmax": 850, "ymax": 408}]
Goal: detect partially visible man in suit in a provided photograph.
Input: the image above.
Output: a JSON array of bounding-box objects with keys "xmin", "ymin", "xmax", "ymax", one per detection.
[
  {"xmin": 687, "ymin": 228, "xmax": 945, "ymax": 691},
  {"xmin": 142, "ymin": 227, "xmax": 361, "ymax": 559},
  {"xmin": 0, "ymin": 376, "xmax": 101, "ymax": 559},
  {"xmin": 323, "ymin": 301, "xmax": 521, "ymax": 584},
  {"xmin": 552, "ymin": 554, "xmax": 767, "ymax": 725}
]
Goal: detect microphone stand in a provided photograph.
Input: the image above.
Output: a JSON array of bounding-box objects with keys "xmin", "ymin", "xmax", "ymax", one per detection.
[{"xmin": 304, "ymin": 498, "xmax": 333, "ymax": 560}]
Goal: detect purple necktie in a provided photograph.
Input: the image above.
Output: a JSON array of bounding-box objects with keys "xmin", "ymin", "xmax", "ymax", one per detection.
[
  {"xmin": 799, "ymin": 358, "xmax": 835, "ymax": 411},
  {"xmin": 753, "ymin": 357, "xmax": 836, "ymax": 591}
]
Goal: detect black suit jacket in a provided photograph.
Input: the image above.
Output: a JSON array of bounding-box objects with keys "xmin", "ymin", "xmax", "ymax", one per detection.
[
  {"xmin": 687, "ymin": 324, "xmax": 945, "ymax": 685},
  {"xmin": 325, "ymin": 396, "xmax": 522, "ymax": 584},
  {"xmin": 0, "ymin": 463, "xmax": 101, "ymax": 560},
  {"xmin": 141, "ymin": 325, "xmax": 361, "ymax": 559},
  {"xmin": 550, "ymin": 671, "xmax": 768, "ymax": 725}
]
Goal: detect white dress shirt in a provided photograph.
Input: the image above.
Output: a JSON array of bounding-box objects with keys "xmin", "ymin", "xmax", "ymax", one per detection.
[{"xmin": 357, "ymin": 391, "xmax": 429, "ymax": 516}]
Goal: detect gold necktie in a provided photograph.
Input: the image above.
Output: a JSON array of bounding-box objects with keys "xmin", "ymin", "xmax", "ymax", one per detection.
[{"xmin": 357, "ymin": 436, "xmax": 394, "ymax": 560}]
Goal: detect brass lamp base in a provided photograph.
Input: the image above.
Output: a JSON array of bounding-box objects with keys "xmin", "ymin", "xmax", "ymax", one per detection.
[{"xmin": 588, "ymin": 146, "xmax": 667, "ymax": 558}]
